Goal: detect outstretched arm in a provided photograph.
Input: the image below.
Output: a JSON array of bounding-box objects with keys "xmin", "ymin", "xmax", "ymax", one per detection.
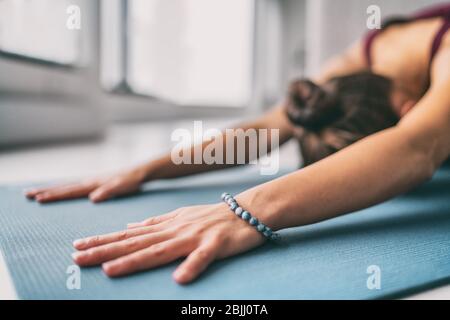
[
  {"xmin": 140, "ymin": 105, "xmax": 294, "ymax": 181},
  {"xmin": 25, "ymin": 105, "xmax": 294, "ymax": 202},
  {"xmin": 238, "ymin": 46, "xmax": 450, "ymax": 230}
]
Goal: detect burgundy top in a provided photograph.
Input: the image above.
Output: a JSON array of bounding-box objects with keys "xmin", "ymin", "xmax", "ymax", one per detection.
[{"xmin": 364, "ymin": 3, "xmax": 450, "ymax": 68}]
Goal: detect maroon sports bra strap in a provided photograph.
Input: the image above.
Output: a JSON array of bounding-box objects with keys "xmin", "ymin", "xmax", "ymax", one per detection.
[
  {"xmin": 429, "ymin": 16, "xmax": 450, "ymax": 66},
  {"xmin": 363, "ymin": 30, "xmax": 379, "ymax": 67}
]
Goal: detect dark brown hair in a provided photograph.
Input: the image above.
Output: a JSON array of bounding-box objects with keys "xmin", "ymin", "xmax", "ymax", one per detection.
[{"xmin": 285, "ymin": 71, "xmax": 399, "ymax": 166}]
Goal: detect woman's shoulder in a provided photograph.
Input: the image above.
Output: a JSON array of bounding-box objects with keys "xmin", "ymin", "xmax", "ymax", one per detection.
[
  {"xmin": 431, "ymin": 38, "xmax": 450, "ymax": 85},
  {"xmin": 439, "ymin": 29, "xmax": 450, "ymax": 50}
]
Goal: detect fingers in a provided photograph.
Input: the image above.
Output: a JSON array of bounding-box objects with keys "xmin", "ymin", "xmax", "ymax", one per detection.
[
  {"xmin": 25, "ymin": 172, "xmax": 142, "ymax": 203},
  {"xmin": 25, "ymin": 187, "xmax": 48, "ymax": 199},
  {"xmin": 73, "ymin": 225, "xmax": 167, "ymax": 250},
  {"xmin": 173, "ymin": 242, "xmax": 218, "ymax": 284},
  {"xmin": 89, "ymin": 180, "xmax": 139, "ymax": 203},
  {"xmin": 72, "ymin": 231, "xmax": 173, "ymax": 267},
  {"xmin": 25, "ymin": 184, "xmax": 75, "ymax": 199},
  {"xmin": 127, "ymin": 211, "xmax": 179, "ymax": 229},
  {"xmin": 102, "ymin": 238, "xmax": 192, "ymax": 277},
  {"xmin": 25, "ymin": 182, "xmax": 98, "ymax": 203}
]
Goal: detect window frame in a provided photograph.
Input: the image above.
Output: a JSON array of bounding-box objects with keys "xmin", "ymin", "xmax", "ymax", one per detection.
[{"xmin": 0, "ymin": 50, "xmax": 77, "ymax": 69}]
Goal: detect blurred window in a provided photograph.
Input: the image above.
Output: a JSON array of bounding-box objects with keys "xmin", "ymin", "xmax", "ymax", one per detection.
[
  {"xmin": 126, "ymin": 0, "xmax": 255, "ymax": 107},
  {"xmin": 0, "ymin": 0, "xmax": 83, "ymax": 65}
]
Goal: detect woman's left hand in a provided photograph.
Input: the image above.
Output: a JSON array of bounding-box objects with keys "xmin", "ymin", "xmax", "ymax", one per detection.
[{"xmin": 71, "ymin": 202, "xmax": 266, "ymax": 284}]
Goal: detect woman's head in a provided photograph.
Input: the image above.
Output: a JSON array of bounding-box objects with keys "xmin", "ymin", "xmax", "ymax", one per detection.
[{"xmin": 286, "ymin": 71, "xmax": 411, "ymax": 166}]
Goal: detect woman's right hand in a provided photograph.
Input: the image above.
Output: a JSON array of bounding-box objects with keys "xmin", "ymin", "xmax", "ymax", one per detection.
[{"xmin": 25, "ymin": 166, "xmax": 148, "ymax": 203}]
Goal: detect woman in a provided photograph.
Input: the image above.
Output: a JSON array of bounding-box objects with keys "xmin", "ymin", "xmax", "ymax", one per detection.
[{"xmin": 26, "ymin": 4, "xmax": 450, "ymax": 284}]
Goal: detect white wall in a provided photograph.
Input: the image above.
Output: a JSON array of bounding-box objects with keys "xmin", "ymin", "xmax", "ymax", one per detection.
[{"xmin": 280, "ymin": 0, "xmax": 307, "ymax": 84}]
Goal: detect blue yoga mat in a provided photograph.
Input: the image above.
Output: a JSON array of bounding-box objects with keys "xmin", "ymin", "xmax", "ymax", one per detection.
[{"xmin": 0, "ymin": 167, "xmax": 450, "ymax": 299}]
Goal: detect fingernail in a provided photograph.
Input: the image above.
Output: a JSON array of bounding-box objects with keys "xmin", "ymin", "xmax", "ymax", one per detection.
[
  {"xmin": 71, "ymin": 251, "xmax": 84, "ymax": 262},
  {"xmin": 73, "ymin": 239, "xmax": 85, "ymax": 248},
  {"xmin": 102, "ymin": 262, "xmax": 116, "ymax": 276},
  {"xmin": 89, "ymin": 192, "xmax": 103, "ymax": 203},
  {"xmin": 173, "ymin": 270, "xmax": 186, "ymax": 283}
]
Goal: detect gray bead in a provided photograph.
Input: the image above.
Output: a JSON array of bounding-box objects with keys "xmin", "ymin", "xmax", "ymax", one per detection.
[
  {"xmin": 249, "ymin": 217, "xmax": 259, "ymax": 226},
  {"xmin": 241, "ymin": 211, "xmax": 251, "ymax": 221},
  {"xmin": 257, "ymin": 224, "xmax": 266, "ymax": 232},
  {"xmin": 235, "ymin": 207, "xmax": 243, "ymax": 216},
  {"xmin": 263, "ymin": 229, "xmax": 273, "ymax": 237},
  {"xmin": 270, "ymin": 233, "xmax": 280, "ymax": 241}
]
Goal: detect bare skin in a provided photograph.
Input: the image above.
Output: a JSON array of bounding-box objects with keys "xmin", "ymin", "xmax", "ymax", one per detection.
[{"xmin": 26, "ymin": 18, "xmax": 450, "ymax": 284}]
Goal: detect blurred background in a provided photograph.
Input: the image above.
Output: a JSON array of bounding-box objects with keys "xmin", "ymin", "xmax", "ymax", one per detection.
[{"xmin": 0, "ymin": 0, "xmax": 445, "ymax": 184}]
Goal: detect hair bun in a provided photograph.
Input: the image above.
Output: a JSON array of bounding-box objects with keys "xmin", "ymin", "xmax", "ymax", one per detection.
[{"xmin": 285, "ymin": 79, "xmax": 342, "ymax": 131}]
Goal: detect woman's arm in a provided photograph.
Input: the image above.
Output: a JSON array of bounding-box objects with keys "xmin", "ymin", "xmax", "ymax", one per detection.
[
  {"xmin": 237, "ymin": 48, "xmax": 450, "ymax": 230},
  {"xmin": 25, "ymin": 105, "xmax": 294, "ymax": 203},
  {"xmin": 141, "ymin": 105, "xmax": 294, "ymax": 181}
]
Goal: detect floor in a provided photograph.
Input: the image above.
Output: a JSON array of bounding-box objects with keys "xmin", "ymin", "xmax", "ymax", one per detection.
[{"xmin": 0, "ymin": 121, "xmax": 448, "ymax": 299}]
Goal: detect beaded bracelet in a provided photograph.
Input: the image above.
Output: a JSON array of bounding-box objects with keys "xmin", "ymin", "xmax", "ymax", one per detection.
[{"xmin": 221, "ymin": 192, "xmax": 280, "ymax": 241}]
